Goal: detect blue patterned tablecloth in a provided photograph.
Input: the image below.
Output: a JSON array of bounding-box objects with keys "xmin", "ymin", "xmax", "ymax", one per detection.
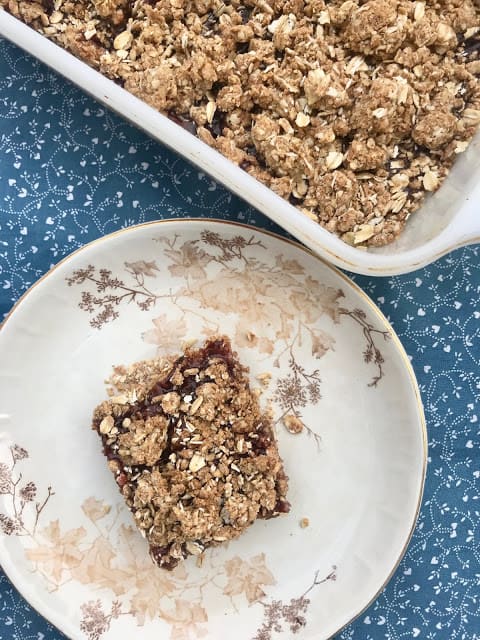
[{"xmin": 1, "ymin": 37, "xmax": 479, "ymax": 640}]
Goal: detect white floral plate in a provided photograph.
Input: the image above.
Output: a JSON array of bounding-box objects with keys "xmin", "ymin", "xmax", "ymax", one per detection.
[{"xmin": 0, "ymin": 220, "xmax": 426, "ymax": 640}]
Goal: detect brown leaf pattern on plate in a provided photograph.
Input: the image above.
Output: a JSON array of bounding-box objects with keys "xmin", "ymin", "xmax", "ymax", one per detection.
[
  {"xmin": 10, "ymin": 445, "xmax": 28, "ymax": 461},
  {"xmin": 338, "ymin": 307, "xmax": 391, "ymax": 387},
  {"xmin": 79, "ymin": 599, "xmax": 122, "ymax": 640},
  {"xmin": 71, "ymin": 516, "xmax": 278, "ymax": 637},
  {"xmin": 164, "ymin": 600, "xmax": 208, "ymax": 640},
  {"xmin": 0, "ymin": 446, "xmax": 338, "ymax": 639},
  {"xmin": 0, "ymin": 463, "xmax": 12, "ymax": 494},
  {"xmin": 70, "ymin": 535, "xmax": 128, "ymax": 596},
  {"xmin": 252, "ymin": 567, "xmax": 337, "ymax": 640},
  {"xmin": 165, "ymin": 240, "xmax": 211, "ymax": 280},
  {"xmin": 27, "ymin": 520, "xmax": 87, "ymax": 584},
  {"xmin": 80, "ymin": 600, "xmax": 110, "ymax": 640},
  {"xmin": 66, "ymin": 229, "xmax": 390, "ymax": 444},
  {"xmin": 143, "ymin": 314, "xmax": 189, "ymax": 352},
  {"xmin": 19, "ymin": 481, "xmax": 37, "ymax": 502},
  {"xmin": 124, "ymin": 260, "xmax": 160, "ymax": 278},
  {"xmin": 81, "ymin": 497, "xmax": 111, "ymax": 522},
  {"xmin": 223, "ymin": 554, "xmax": 275, "ymax": 604},
  {"xmin": 65, "ymin": 265, "xmax": 169, "ymax": 328},
  {"xmin": 0, "ymin": 444, "xmax": 54, "ymax": 538},
  {"xmin": 0, "ymin": 513, "xmax": 21, "ymax": 535},
  {"xmin": 273, "ymin": 354, "xmax": 322, "ymax": 447}
]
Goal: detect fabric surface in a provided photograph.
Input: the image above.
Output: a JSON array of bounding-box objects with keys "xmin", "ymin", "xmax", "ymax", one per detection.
[{"xmin": 0, "ymin": 37, "xmax": 479, "ymax": 640}]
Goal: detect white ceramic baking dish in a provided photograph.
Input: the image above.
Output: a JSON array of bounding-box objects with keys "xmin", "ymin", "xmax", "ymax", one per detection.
[{"xmin": 1, "ymin": 9, "xmax": 479, "ymax": 276}]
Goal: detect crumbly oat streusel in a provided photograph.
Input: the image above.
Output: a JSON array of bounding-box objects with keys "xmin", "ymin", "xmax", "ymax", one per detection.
[
  {"xmin": 4, "ymin": 0, "xmax": 480, "ymax": 246},
  {"xmin": 91, "ymin": 336, "xmax": 290, "ymax": 570}
]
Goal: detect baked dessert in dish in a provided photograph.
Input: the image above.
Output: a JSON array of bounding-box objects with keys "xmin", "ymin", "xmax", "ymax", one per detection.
[
  {"xmin": 91, "ymin": 336, "xmax": 290, "ymax": 570},
  {"xmin": 4, "ymin": 0, "xmax": 480, "ymax": 247}
]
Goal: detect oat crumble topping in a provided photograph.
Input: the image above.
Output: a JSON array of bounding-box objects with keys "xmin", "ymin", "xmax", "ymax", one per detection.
[
  {"xmin": 91, "ymin": 336, "xmax": 290, "ymax": 570},
  {"xmin": 4, "ymin": 0, "xmax": 480, "ymax": 246}
]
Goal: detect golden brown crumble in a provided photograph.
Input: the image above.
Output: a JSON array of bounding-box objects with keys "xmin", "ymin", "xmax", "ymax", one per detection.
[
  {"xmin": 283, "ymin": 413, "xmax": 304, "ymax": 433},
  {"xmin": 4, "ymin": 0, "xmax": 480, "ymax": 246},
  {"xmin": 91, "ymin": 336, "xmax": 290, "ymax": 570}
]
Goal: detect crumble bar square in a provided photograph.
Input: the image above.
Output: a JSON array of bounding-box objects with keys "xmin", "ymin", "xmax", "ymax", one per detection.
[{"xmin": 92, "ymin": 336, "xmax": 290, "ymax": 570}]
